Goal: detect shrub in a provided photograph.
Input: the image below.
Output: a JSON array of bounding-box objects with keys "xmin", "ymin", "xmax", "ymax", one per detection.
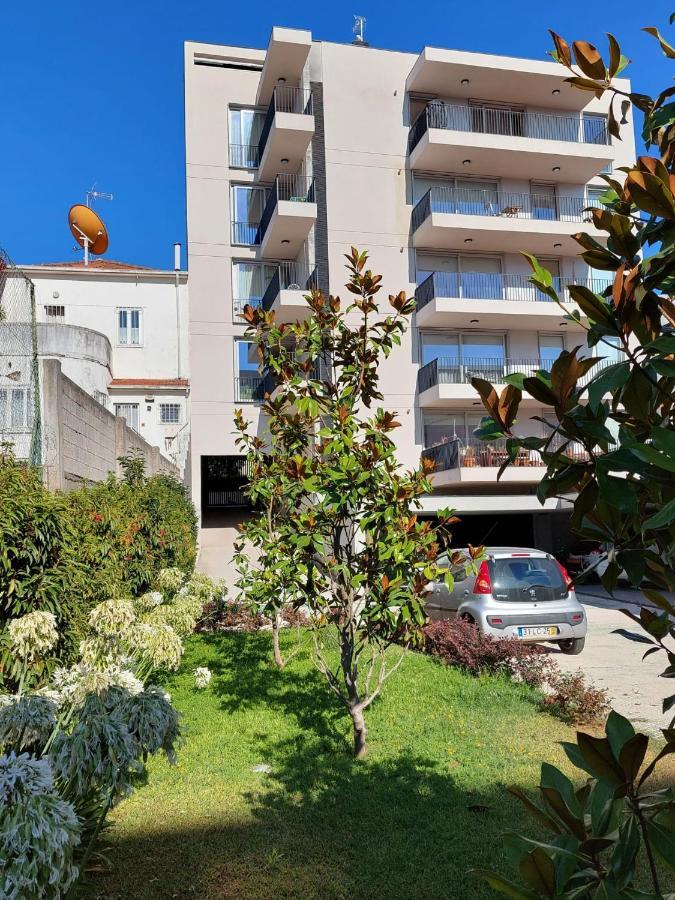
[
  {"xmin": 0, "ymin": 453, "xmax": 198, "ymax": 686},
  {"xmin": 197, "ymin": 596, "xmax": 307, "ymax": 633},
  {"xmin": 540, "ymin": 669, "xmax": 610, "ymax": 725},
  {"xmin": 422, "ymin": 618, "xmax": 554, "ymax": 688}
]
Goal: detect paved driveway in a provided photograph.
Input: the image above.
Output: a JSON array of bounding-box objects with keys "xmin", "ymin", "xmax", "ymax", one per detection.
[{"xmin": 546, "ymin": 586, "xmax": 674, "ymax": 735}]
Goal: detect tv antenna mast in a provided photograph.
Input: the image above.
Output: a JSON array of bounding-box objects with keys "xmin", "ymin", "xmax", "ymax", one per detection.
[
  {"xmin": 353, "ymin": 15, "xmax": 368, "ymax": 46},
  {"xmin": 86, "ymin": 183, "xmax": 114, "ymax": 207}
]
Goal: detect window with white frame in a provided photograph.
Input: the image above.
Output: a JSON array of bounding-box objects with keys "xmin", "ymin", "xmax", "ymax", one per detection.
[
  {"xmin": 159, "ymin": 403, "xmax": 181, "ymax": 424},
  {"xmin": 0, "ymin": 387, "xmax": 32, "ymax": 430},
  {"xmin": 232, "ymin": 261, "xmax": 277, "ymax": 314},
  {"xmin": 118, "ymin": 308, "xmax": 142, "ymax": 345},
  {"xmin": 228, "ymin": 107, "xmax": 264, "ymax": 168},
  {"xmin": 114, "ymin": 403, "xmax": 140, "ymax": 432}
]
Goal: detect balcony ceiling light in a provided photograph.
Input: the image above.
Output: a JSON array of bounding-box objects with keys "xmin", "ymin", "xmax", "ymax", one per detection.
[
  {"xmin": 461, "ymin": 78, "xmax": 470, "ymax": 85},
  {"xmin": 281, "ymin": 239, "xmax": 290, "ymax": 245},
  {"xmin": 552, "ymin": 88, "xmax": 561, "ymax": 95},
  {"xmin": 470, "ymin": 318, "xmax": 479, "ymax": 324},
  {"xmin": 464, "ymin": 238, "xmax": 473, "ymax": 244},
  {"xmin": 277, "ymin": 76, "xmax": 286, "ymax": 84},
  {"xmin": 281, "ymin": 157, "xmax": 289, "ymax": 163},
  {"xmin": 553, "ymin": 242, "xmax": 562, "ymax": 248},
  {"xmin": 559, "ymin": 322, "xmax": 567, "ymax": 326},
  {"xmin": 462, "ymin": 159, "xmax": 471, "ymax": 165},
  {"xmin": 552, "ymin": 165, "xmax": 561, "ymax": 172}
]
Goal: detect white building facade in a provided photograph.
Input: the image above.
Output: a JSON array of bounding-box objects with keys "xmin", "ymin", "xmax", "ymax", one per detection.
[
  {"xmin": 21, "ymin": 260, "xmax": 190, "ymax": 472},
  {"xmin": 184, "ymin": 28, "xmax": 635, "ymax": 571}
]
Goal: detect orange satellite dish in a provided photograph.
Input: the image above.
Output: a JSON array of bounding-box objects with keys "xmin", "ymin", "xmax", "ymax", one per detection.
[{"xmin": 68, "ymin": 204, "xmax": 109, "ymax": 255}]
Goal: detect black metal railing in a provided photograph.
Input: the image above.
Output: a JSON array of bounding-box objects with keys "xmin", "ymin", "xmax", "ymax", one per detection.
[
  {"xmin": 235, "ymin": 374, "xmax": 275, "ymax": 403},
  {"xmin": 409, "ymin": 103, "xmax": 610, "ymax": 154},
  {"xmin": 257, "ymin": 175, "xmax": 316, "ymax": 244},
  {"xmin": 231, "ymin": 221, "xmax": 261, "ymax": 246},
  {"xmin": 229, "ymin": 142, "xmax": 260, "ymax": 168},
  {"xmin": 418, "ymin": 356, "xmax": 613, "ymax": 393},
  {"xmin": 415, "ymin": 272, "xmax": 611, "ymax": 313},
  {"xmin": 258, "ymin": 86, "xmax": 314, "ymax": 161},
  {"xmin": 422, "ymin": 435, "xmax": 589, "ymax": 472},
  {"xmin": 261, "ymin": 263, "xmax": 319, "ymax": 312},
  {"xmin": 411, "ymin": 186, "xmax": 600, "ymax": 232}
]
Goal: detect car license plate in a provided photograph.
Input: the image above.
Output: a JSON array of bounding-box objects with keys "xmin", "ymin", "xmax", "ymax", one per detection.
[{"xmin": 517, "ymin": 626, "xmax": 558, "ymax": 637}]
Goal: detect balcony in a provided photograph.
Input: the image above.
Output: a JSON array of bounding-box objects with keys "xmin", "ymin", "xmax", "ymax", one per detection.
[
  {"xmin": 421, "ymin": 436, "xmax": 588, "ymax": 487},
  {"xmin": 256, "ymin": 27, "xmax": 312, "ymax": 106},
  {"xmin": 411, "ymin": 186, "xmax": 602, "ymax": 255},
  {"xmin": 258, "ymin": 174, "xmax": 317, "ymax": 259},
  {"xmin": 257, "ymin": 87, "xmax": 315, "ymax": 181},
  {"xmin": 415, "ymin": 272, "xmax": 610, "ymax": 330},
  {"xmin": 408, "ymin": 104, "xmax": 613, "ymax": 181},
  {"xmin": 417, "ymin": 356, "xmax": 610, "ymax": 408},
  {"xmin": 229, "ymin": 142, "xmax": 260, "ymax": 170},
  {"xmin": 261, "ymin": 262, "xmax": 319, "ymax": 323}
]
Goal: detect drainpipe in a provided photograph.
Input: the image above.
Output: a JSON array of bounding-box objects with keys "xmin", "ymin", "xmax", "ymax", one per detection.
[{"xmin": 174, "ymin": 242, "xmax": 182, "ymax": 379}]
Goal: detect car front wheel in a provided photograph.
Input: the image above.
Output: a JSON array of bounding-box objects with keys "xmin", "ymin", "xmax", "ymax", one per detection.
[{"xmin": 558, "ymin": 637, "xmax": 585, "ymax": 655}]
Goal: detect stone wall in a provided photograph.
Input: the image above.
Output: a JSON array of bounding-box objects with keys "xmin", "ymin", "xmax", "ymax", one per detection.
[{"xmin": 41, "ymin": 359, "xmax": 180, "ymax": 490}]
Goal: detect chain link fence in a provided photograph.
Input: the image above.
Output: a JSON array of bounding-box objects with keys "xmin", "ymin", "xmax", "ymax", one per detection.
[{"xmin": 0, "ymin": 248, "xmax": 41, "ymax": 464}]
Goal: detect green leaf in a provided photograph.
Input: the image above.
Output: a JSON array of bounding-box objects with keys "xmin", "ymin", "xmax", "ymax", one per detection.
[
  {"xmin": 598, "ymin": 476, "xmax": 638, "ymax": 514},
  {"xmin": 587, "ymin": 362, "xmax": 630, "ymax": 412},
  {"xmin": 471, "ymin": 870, "xmax": 536, "ymax": 899},
  {"xmin": 643, "ymin": 499, "xmax": 675, "ymax": 531},
  {"xmin": 618, "ymin": 733, "xmax": 649, "ymax": 782},
  {"xmin": 645, "ymin": 819, "xmax": 675, "ymax": 871},
  {"xmin": 606, "ymin": 711, "xmax": 636, "ymax": 762},
  {"xmin": 519, "ymin": 848, "xmax": 556, "ymax": 896}
]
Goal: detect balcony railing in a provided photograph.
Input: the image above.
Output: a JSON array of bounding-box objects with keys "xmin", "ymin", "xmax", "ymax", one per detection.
[
  {"xmin": 258, "ymin": 86, "xmax": 314, "ymax": 162},
  {"xmin": 422, "ymin": 436, "xmax": 590, "ymax": 473},
  {"xmin": 418, "ymin": 356, "xmax": 613, "ymax": 393},
  {"xmin": 261, "ymin": 263, "xmax": 319, "ymax": 312},
  {"xmin": 235, "ymin": 374, "xmax": 275, "ymax": 403},
  {"xmin": 412, "ymin": 186, "xmax": 601, "ymax": 232},
  {"xmin": 258, "ymin": 174, "xmax": 316, "ymax": 244},
  {"xmin": 415, "ymin": 272, "xmax": 611, "ymax": 313},
  {"xmin": 409, "ymin": 103, "xmax": 610, "ymax": 154},
  {"xmin": 229, "ymin": 142, "xmax": 261, "ymax": 169}
]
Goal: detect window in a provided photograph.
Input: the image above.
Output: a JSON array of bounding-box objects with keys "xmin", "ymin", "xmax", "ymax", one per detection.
[
  {"xmin": 412, "ymin": 175, "xmax": 499, "ymax": 211},
  {"xmin": 114, "ymin": 403, "xmax": 140, "ymax": 432},
  {"xmin": 118, "ymin": 308, "xmax": 142, "ymax": 345},
  {"xmin": 159, "ymin": 403, "xmax": 181, "ymax": 424},
  {"xmin": 231, "ymin": 185, "xmax": 268, "ymax": 245},
  {"xmin": 44, "ymin": 305, "xmax": 65, "ymax": 319},
  {"xmin": 531, "ymin": 182, "xmax": 557, "ymax": 221},
  {"xmin": 232, "ymin": 261, "xmax": 277, "ymax": 314},
  {"xmin": 416, "ymin": 253, "xmax": 503, "ymax": 299},
  {"xmin": 421, "ymin": 332, "xmax": 505, "ymax": 366},
  {"xmin": 229, "ymin": 108, "xmax": 264, "ymax": 167},
  {"xmin": 539, "ymin": 334, "xmax": 564, "ymax": 368},
  {"xmin": 236, "ymin": 340, "xmax": 264, "ymax": 402},
  {"xmin": 423, "ymin": 411, "xmax": 485, "ymax": 448},
  {"xmin": 0, "ymin": 387, "xmax": 32, "ymax": 430}
]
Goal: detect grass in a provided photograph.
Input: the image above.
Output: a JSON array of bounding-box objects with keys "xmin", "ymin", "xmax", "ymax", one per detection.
[{"xmin": 77, "ymin": 629, "xmax": 591, "ymax": 899}]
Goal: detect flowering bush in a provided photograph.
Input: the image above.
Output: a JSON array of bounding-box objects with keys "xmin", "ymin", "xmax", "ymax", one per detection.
[
  {"xmin": 540, "ymin": 669, "xmax": 611, "ymax": 725},
  {"xmin": 194, "ymin": 667, "xmax": 212, "ymax": 689},
  {"xmin": 0, "ymin": 752, "xmax": 80, "ymax": 899},
  {"xmin": 0, "ymin": 453, "xmax": 198, "ymax": 687},
  {"xmin": 422, "ymin": 618, "xmax": 555, "ymax": 687}
]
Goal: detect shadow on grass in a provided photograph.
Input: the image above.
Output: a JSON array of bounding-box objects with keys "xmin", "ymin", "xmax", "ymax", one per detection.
[
  {"xmin": 196, "ymin": 630, "xmax": 346, "ymax": 747},
  {"xmin": 81, "ymin": 739, "xmax": 518, "ymax": 900}
]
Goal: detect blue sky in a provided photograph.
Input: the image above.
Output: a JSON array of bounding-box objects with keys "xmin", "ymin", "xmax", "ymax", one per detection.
[{"xmin": 1, "ymin": 0, "xmax": 671, "ymax": 270}]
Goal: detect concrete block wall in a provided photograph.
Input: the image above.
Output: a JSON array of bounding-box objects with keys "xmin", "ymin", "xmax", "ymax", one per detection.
[{"xmin": 41, "ymin": 359, "xmax": 180, "ymax": 490}]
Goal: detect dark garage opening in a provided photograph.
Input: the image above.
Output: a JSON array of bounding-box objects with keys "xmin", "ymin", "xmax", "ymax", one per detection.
[{"xmin": 447, "ymin": 512, "xmax": 535, "ymax": 549}]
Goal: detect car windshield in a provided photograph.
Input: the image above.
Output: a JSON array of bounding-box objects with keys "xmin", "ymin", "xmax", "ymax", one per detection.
[{"xmin": 490, "ymin": 557, "xmax": 565, "ymax": 592}]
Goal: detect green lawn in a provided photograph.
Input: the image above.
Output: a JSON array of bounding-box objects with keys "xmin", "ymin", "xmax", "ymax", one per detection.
[{"xmin": 79, "ymin": 629, "xmax": 580, "ymax": 899}]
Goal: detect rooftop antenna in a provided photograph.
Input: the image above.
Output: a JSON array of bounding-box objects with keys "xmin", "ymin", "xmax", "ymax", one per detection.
[
  {"xmin": 352, "ymin": 15, "xmax": 368, "ymax": 47},
  {"xmin": 86, "ymin": 183, "xmax": 114, "ymax": 207}
]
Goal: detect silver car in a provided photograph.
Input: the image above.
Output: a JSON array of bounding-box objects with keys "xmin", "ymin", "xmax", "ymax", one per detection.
[{"xmin": 426, "ymin": 546, "xmax": 587, "ymax": 655}]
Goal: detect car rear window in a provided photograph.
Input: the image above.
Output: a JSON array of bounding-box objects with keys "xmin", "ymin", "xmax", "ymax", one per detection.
[{"xmin": 490, "ymin": 557, "xmax": 566, "ymax": 591}]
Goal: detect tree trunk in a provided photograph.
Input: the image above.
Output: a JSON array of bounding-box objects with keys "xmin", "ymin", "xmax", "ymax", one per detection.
[
  {"xmin": 349, "ymin": 703, "xmax": 367, "ymax": 759},
  {"xmin": 272, "ymin": 613, "xmax": 285, "ymax": 669}
]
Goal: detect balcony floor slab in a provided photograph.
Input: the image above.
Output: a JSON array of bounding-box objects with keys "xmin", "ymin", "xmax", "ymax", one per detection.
[{"xmin": 415, "ymin": 297, "xmax": 586, "ymax": 331}]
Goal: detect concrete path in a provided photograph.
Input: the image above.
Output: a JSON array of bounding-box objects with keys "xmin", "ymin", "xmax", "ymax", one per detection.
[{"xmin": 547, "ymin": 586, "xmax": 673, "ymax": 735}]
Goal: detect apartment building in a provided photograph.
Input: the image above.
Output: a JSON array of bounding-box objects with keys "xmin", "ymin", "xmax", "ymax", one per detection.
[
  {"xmin": 21, "ymin": 258, "xmax": 190, "ymax": 471},
  {"xmin": 184, "ymin": 28, "xmax": 634, "ymax": 573}
]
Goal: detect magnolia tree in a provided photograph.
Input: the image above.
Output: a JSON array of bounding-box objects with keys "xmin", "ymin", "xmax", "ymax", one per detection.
[
  {"xmin": 235, "ymin": 250, "xmax": 470, "ymax": 757},
  {"xmin": 475, "ymin": 24, "xmax": 675, "ymax": 897}
]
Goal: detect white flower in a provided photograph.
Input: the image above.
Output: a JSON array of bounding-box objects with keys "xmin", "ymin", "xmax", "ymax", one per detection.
[
  {"xmin": 135, "ymin": 590, "xmax": 164, "ymax": 612},
  {"xmin": 193, "ymin": 667, "xmax": 212, "ymax": 689},
  {"xmin": 7, "ymin": 611, "xmax": 58, "ymax": 660},
  {"xmin": 89, "ymin": 598, "xmax": 136, "ymax": 636},
  {"xmin": 127, "ymin": 623, "xmax": 183, "ymax": 671},
  {"xmin": 110, "ymin": 668, "xmax": 144, "ymax": 696}
]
